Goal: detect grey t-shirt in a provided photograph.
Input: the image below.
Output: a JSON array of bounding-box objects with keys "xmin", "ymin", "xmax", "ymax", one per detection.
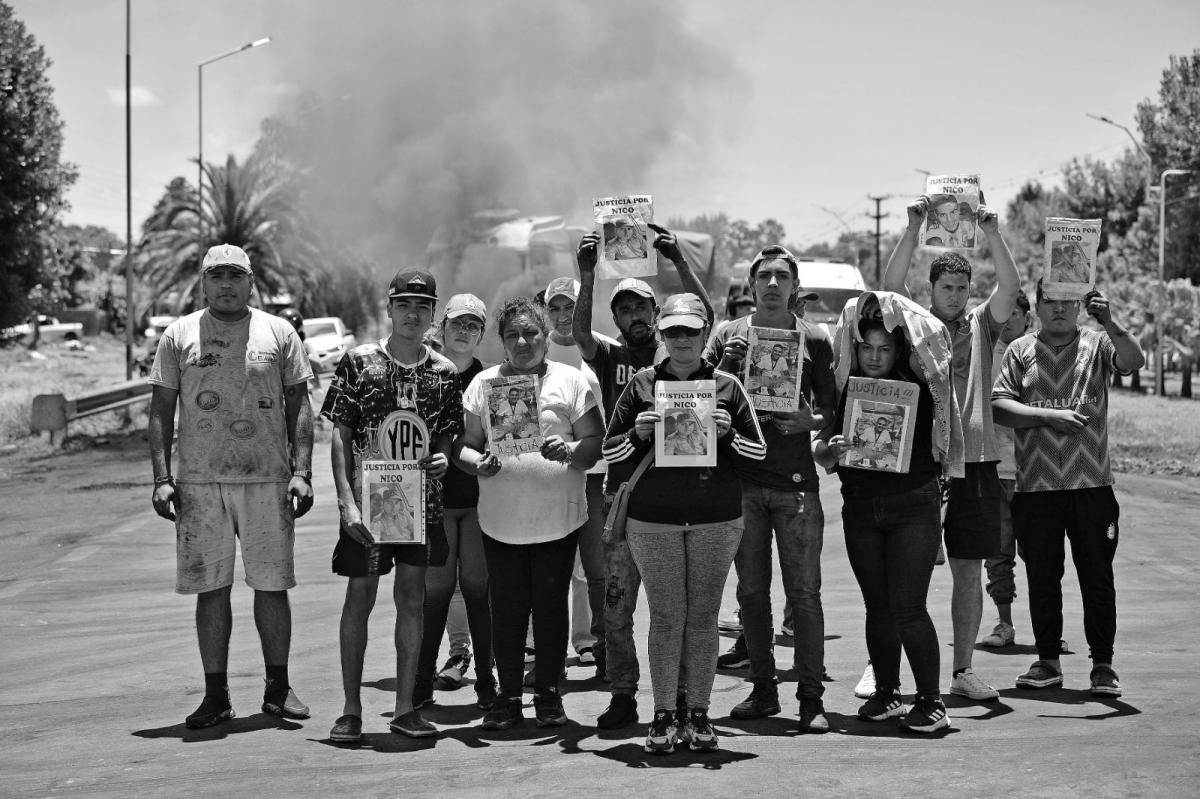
[{"xmin": 149, "ymin": 308, "xmax": 312, "ymax": 483}]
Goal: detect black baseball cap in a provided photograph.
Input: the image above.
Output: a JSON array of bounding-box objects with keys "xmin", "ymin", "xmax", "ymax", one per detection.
[{"xmin": 388, "ymin": 269, "xmax": 438, "ymax": 301}]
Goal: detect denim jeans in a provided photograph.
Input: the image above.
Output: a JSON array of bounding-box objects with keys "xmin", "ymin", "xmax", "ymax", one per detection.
[
  {"xmin": 841, "ymin": 479, "xmax": 942, "ymax": 697},
  {"xmin": 602, "ymin": 536, "xmax": 642, "ymax": 695},
  {"xmin": 735, "ymin": 485, "xmax": 825, "ymax": 698}
]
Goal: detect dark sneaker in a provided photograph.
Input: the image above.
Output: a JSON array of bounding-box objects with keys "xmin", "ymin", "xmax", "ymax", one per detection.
[
  {"xmin": 730, "ymin": 683, "xmax": 780, "ymax": 719},
  {"xmin": 412, "ymin": 679, "xmax": 435, "ymax": 710},
  {"xmin": 798, "ymin": 697, "xmax": 829, "ymax": 734},
  {"xmin": 262, "ymin": 680, "xmax": 309, "ymax": 719},
  {"xmin": 389, "ymin": 709, "xmax": 438, "ymax": 738},
  {"xmin": 716, "ymin": 635, "xmax": 750, "ymax": 669},
  {"xmin": 1016, "ymin": 660, "xmax": 1063, "ymax": 689},
  {"xmin": 185, "ymin": 694, "xmax": 234, "ymax": 729},
  {"xmin": 576, "ymin": 647, "xmax": 596, "ymax": 666},
  {"xmin": 644, "ymin": 709, "xmax": 677, "ymax": 754},
  {"xmin": 329, "ymin": 714, "xmax": 362, "ymax": 742},
  {"xmin": 481, "ymin": 696, "xmax": 524, "ymax": 730},
  {"xmin": 682, "ymin": 708, "xmax": 719, "ymax": 752},
  {"xmin": 534, "ymin": 688, "xmax": 569, "ymax": 727},
  {"xmin": 436, "ymin": 653, "xmax": 471, "ymax": 690},
  {"xmin": 858, "ymin": 689, "xmax": 905, "ymax": 721},
  {"xmin": 901, "ymin": 694, "xmax": 950, "ymax": 734},
  {"xmin": 475, "ymin": 678, "xmax": 498, "ymax": 710},
  {"xmin": 1090, "ymin": 665, "xmax": 1122, "ymax": 697},
  {"xmin": 597, "ymin": 693, "xmax": 638, "ymax": 729}
]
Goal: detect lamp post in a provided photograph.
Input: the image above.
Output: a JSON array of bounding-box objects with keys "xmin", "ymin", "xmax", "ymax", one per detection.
[
  {"xmin": 1157, "ymin": 168, "xmax": 1192, "ymax": 396},
  {"xmin": 196, "ymin": 36, "xmax": 270, "ymax": 307}
]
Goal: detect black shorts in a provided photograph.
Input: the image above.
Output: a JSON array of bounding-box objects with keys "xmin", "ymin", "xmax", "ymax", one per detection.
[
  {"xmin": 331, "ymin": 522, "xmax": 448, "ymax": 577},
  {"xmin": 943, "ymin": 461, "xmax": 1003, "ymax": 559}
]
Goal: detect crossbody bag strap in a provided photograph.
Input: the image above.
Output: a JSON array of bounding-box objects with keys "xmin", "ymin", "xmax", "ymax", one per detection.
[{"xmin": 625, "ymin": 447, "xmax": 655, "ymax": 492}]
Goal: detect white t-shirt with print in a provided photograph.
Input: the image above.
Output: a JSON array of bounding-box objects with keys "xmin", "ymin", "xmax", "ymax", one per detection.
[
  {"xmin": 462, "ymin": 360, "xmax": 597, "ymax": 544},
  {"xmin": 149, "ymin": 308, "xmax": 312, "ymax": 483}
]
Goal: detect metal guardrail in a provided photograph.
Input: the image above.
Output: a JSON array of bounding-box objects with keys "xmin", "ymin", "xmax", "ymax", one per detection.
[{"xmin": 31, "ymin": 379, "xmax": 152, "ymax": 441}]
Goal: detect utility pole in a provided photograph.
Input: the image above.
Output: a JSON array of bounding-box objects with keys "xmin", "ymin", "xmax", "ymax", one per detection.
[{"xmin": 866, "ymin": 195, "xmax": 891, "ymax": 287}]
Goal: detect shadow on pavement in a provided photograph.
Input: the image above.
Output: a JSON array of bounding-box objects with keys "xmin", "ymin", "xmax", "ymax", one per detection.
[
  {"xmin": 998, "ymin": 688, "xmax": 1142, "ymax": 720},
  {"xmin": 132, "ymin": 713, "xmax": 304, "ymax": 742}
]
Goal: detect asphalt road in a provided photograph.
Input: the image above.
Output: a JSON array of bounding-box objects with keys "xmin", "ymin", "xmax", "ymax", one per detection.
[{"xmin": 1, "ymin": 466, "xmax": 1198, "ymax": 799}]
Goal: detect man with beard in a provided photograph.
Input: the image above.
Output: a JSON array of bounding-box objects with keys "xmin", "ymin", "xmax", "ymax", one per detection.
[{"xmin": 574, "ymin": 223, "xmax": 713, "ymax": 730}]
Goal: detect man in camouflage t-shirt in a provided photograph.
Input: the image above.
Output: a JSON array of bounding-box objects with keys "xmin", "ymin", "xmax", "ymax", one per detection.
[
  {"xmin": 320, "ymin": 269, "xmax": 464, "ymax": 741},
  {"xmin": 992, "ymin": 283, "xmax": 1144, "ymax": 698}
]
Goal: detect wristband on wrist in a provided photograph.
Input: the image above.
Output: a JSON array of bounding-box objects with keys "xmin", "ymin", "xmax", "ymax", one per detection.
[
  {"xmin": 293, "ymin": 470, "xmax": 312, "ymax": 483},
  {"xmin": 154, "ymin": 475, "xmax": 174, "ymax": 486}
]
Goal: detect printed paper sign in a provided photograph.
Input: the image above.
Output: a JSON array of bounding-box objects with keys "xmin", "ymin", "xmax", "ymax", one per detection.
[
  {"xmin": 594, "ymin": 194, "xmax": 655, "ymax": 279},
  {"xmin": 654, "ymin": 380, "xmax": 717, "ymax": 467},
  {"xmin": 744, "ymin": 326, "xmax": 805, "ymax": 412},
  {"xmin": 362, "ymin": 459, "xmax": 425, "ymax": 544},
  {"xmin": 1042, "ymin": 217, "xmax": 1101, "ymax": 301},
  {"xmin": 484, "ymin": 373, "xmax": 544, "ymax": 457},
  {"xmin": 839, "ymin": 377, "xmax": 919, "ymax": 474},
  {"xmin": 920, "ymin": 175, "xmax": 982, "ymax": 250}
]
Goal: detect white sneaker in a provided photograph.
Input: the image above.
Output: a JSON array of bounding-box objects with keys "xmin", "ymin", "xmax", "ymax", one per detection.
[
  {"xmin": 980, "ymin": 622, "xmax": 1015, "ymax": 648},
  {"xmin": 718, "ymin": 610, "xmax": 742, "ymax": 632},
  {"xmin": 853, "ymin": 662, "xmax": 876, "ymax": 699},
  {"xmin": 950, "ymin": 669, "xmax": 999, "ymax": 701}
]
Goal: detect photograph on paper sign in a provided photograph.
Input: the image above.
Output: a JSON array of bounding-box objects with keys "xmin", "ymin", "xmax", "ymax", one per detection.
[
  {"xmin": 484, "ymin": 374, "xmax": 544, "ymax": 456},
  {"xmin": 919, "ymin": 175, "xmax": 981, "ymax": 250},
  {"xmin": 843, "ymin": 402, "xmax": 908, "ymax": 472},
  {"xmin": 602, "ymin": 217, "xmax": 649, "ymax": 261},
  {"xmin": 1041, "ymin": 217, "xmax": 1101, "ymax": 300},
  {"xmin": 654, "ymin": 379, "xmax": 717, "ymax": 467},
  {"xmin": 744, "ymin": 326, "xmax": 803, "ymax": 411},
  {"xmin": 363, "ymin": 460, "xmax": 425, "ymax": 544}
]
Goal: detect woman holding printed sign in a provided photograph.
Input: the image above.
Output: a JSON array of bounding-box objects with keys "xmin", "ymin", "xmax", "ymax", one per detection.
[
  {"xmin": 457, "ymin": 296, "xmax": 604, "ymax": 730},
  {"xmin": 814, "ymin": 291, "xmax": 963, "ymax": 735},
  {"xmin": 603, "ymin": 293, "xmax": 765, "ymax": 755}
]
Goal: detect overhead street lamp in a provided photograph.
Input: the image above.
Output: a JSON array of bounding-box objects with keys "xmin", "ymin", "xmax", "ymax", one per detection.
[
  {"xmin": 196, "ymin": 36, "xmax": 271, "ymax": 306},
  {"xmin": 1157, "ymin": 168, "xmax": 1192, "ymax": 396}
]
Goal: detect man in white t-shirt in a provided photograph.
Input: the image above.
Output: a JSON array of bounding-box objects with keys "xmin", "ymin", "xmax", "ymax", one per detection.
[{"xmin": 148, "ymin": 244, "xmax": 314, "ymax": 729}]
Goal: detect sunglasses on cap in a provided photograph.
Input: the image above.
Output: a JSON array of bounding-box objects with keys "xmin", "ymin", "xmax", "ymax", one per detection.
[{"xmin": 662, "ymin": 326, "xmax": 703, "ymax": 339}]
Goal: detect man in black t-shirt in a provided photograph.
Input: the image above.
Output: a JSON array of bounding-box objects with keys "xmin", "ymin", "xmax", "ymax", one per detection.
[{"xmin": 574, "ymin": 224, "xmax": 713, "ymax": 730}]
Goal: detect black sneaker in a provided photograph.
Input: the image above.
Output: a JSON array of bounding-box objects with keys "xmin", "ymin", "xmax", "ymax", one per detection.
[
  {"xmin": 681, "ymin": 708, "xmax": 719, "ymax": 751},
  {"xmin": 597, "ymin": 693, "xmax": 639, "ymax": 729},
  {"xmin": 185, "ymin": 693, "xmax": 234, "ymax": 729},
  {"xmin": 730, "ymin": 683, "xmax": 780, "ymax": 719},
  {"xmin": 716, "ymin": 635, "xmax": 750, "ymax": 669},
  {"xmin": 858, "ymin": 689, "xmax": 905, "ymax": 721},
  {"xmin": 475, "ymin": 678, "xmax": 498, "ymax": 710},
  {"xmin": 798, "ymin": 697, "xmax": 829, "ymax": 733},
  {"xmin": 262, "ymin": 679, "xmax": 309, "ymax": 719},
  {"xmin": 644, "ymin": 709, "xmax": 677, "ymax": 754},
  {"xmin": 412, "ymin": 679, "xmax": 435, "ymax": 710},
  {"xmin": 436, "ymin": 652, "xmax": 471, "ymax": 690},
  {"xmin": 534, "ymin": 688, "xmax": 569, "ymax": 727},
  {"xmin": 481, "ymin": 696, "xmax": 524, "ymax": 730},
  {"xmin": 901, "ymin": 694, "xmax": 950, "ymax": 733}
]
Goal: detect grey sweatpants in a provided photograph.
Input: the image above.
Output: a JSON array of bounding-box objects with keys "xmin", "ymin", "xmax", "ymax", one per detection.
[{"xmin": 626, "ymin": 518, "xmax": 743, "ymax": 712}]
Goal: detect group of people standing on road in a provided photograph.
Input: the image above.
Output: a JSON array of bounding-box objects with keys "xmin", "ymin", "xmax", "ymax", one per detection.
[{"xmin": 146, "ymin": 194, "xmax": 1142, "ymax": 753}]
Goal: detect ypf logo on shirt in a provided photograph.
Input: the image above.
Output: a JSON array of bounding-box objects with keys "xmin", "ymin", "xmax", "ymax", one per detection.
[{"xmin": 376, "ymin": 410, "xmax": 430, "ymax": 462}]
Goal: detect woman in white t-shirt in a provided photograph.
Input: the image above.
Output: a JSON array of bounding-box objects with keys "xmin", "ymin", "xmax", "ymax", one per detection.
[{"xmin": 457, "ymin": 296, "xmax": 604, "ymax": 731}]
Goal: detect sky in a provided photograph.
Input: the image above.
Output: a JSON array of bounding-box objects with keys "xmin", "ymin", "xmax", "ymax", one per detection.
[{"xmin": 12, "ymin": 0, "xmax": 1200, "ymax": 252}]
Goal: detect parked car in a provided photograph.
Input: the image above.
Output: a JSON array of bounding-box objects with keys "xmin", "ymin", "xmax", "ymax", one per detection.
[
  {"xmin": 302, "ymin": 317, "xmax": 357, "ymax": 373},
  {"xmin": 5, "ymin": 315, "xmax": 84, "ymax": 345}
]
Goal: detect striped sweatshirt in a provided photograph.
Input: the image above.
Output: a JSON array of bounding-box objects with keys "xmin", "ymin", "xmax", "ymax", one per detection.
[{"xmin": 603, "ymin": 359, "xmax": 766, "ymax": 526}]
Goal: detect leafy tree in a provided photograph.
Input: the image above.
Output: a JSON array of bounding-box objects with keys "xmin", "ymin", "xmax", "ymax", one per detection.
[
  {"xmin": 136, "ymin": 149, "xmax": 321, "ymax": 320},
  {"xmin": 0, "ymin": 2, "xmax": 77, "ymax": 328},
  {"xmin": 1137, "ymin": 50, "xmax": 1200, "ymax": 284}
]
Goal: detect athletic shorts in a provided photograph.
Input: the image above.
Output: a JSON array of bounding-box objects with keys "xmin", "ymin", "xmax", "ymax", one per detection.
[
  {"xmin": 175, "ymin": 481, "xmax": 295, "ymax": 594},
  {"xmin": 943, "ymin": 461, "xmax": 1003, "ymax": 559},
  {"xmin": 331, "ymin": 522, "xmax": 448, "ymax": 577}
]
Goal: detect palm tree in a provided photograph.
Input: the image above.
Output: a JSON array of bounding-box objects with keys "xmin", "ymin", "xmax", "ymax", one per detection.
[{"xmin": 136, "ymin": 148, "xmax": 321, "ymax": 319}]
